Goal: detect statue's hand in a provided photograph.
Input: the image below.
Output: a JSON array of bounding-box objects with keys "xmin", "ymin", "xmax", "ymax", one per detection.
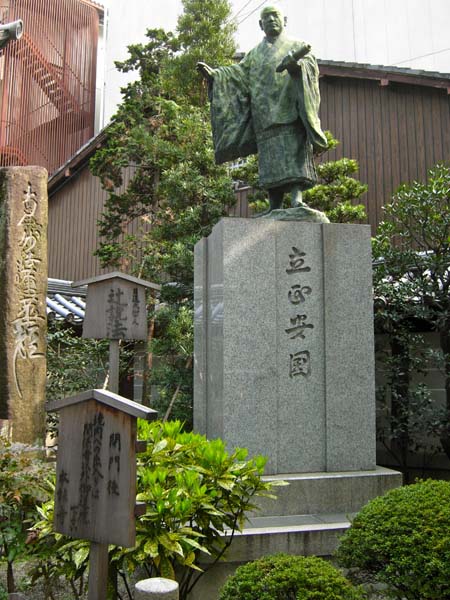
[
  {"xmin": 276, "ymin": 45, "xmax": 311, "ymax": 75},
  {"xmin": 197, "ymin": 62, "xmax": 215, "ymax": 82},
  {"xmin": 285, "ymin": 59, "xmax": 302, "ymax": 75},
  {"xmin": 276, "ymin": 53, "xmax": 301, "ymax": 75}
]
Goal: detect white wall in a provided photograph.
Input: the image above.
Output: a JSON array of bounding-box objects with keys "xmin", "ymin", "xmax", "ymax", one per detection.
[
  {"xmin": 236, "ymin": 0, "xmax": 450, "ymax": 71},
  {"xmin": 100, "ymin": 0, "xmax": 450, "ymax": 127},
  {"xmin": 102, "ymin": 0, "xmax": 180, "ymax": 125}
]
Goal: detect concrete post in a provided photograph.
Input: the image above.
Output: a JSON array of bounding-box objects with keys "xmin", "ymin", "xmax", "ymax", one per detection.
[{"xmin": 135, "ymin": 578, "xmax": 179, "ymax": 600}]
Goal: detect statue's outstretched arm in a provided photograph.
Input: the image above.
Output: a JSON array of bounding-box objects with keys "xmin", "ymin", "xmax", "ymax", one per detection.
[{"xmin": 196, "ymin": 62, "xmax": 215, "ymax": 82}]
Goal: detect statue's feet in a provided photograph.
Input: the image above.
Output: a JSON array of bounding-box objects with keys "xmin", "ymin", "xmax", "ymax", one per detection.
[
  {"xmin": 253, "ymin": 208, "xmax": 273, "ymax": 218},
  {"xmin": 291, "ymin": 189, "xmax": 305, "ymax": 208},
  {"xmin": 259, "ymin": 205, "xmax": 330, "ymax": 223},
  {"xmin": 291, "ymin": 199, "xmax": 306, "ymax": 208}
]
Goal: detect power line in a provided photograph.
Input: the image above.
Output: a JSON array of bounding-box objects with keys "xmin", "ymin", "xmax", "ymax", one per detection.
[
  {"xmin": 351, "ymin": 0, "xmax": 357, "ymax": 62},
  {"xmin": 230, "ymin": 0, "xmax": 257, "ymax": 22},
  {"xmin": 393, "ymin": 46, "xmax": 450, "ymax": 66},
  {"xmin": 237, "ymin": 0, "xmax": 270, "ymax": 26}
]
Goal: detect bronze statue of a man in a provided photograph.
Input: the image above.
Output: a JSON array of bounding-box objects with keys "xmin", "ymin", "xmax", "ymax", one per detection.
[{"xmin": 198, "ymin": 6, "xmax": 328, "ymax": 219}]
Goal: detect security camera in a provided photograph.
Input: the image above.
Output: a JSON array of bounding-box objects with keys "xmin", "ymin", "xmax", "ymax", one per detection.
[{"xmin": 0, "ymin": 20, "xmax": 24, "ymax": 50}]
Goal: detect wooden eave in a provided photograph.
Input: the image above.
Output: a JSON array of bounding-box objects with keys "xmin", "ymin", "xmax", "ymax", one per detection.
[
  {"xmin": 319, "ymin": 62, "xmax": 450, "ymax": 93},
  {"xmin": 46, "ymin": 389, "xmax": 157, "ymax": 420},
  {"xmin": 48, "ymin": 128, "xmax": 109, "ymax": 197},
  {"xmin": 72, "ymin": 271, "xmax": 161, "ymax": 292}
]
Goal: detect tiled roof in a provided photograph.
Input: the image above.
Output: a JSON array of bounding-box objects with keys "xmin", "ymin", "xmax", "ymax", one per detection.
[{"xmin": 47, "ymin": 278, "xmax": 87, "ymax": 323}]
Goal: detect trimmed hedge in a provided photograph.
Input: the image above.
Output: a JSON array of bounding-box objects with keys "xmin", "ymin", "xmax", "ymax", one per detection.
[
  {"xmin": 219, "ymin": 553, "xmax": 366, "ymax": 600},
  {"xmin": 336, "ymin": 479, "xmax": 450, "ymax": 599}
]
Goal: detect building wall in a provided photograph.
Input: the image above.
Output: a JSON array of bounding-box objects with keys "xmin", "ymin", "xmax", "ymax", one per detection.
[
  {"xmin": 49, "ymin": 168, "xmax": 105, "ymax": 280},
  {"xmin": 48, "ymin": 166, "xmax": 144, "ymax": 280},
  {"xmin": 376, "ymin": 331, "xmax": 449, "ymax": 475},
  {"xmin": 236, "ymin": 0, "xmax": 450, "ymax": 71},
  {"xmin": 319, "ymin": 75, "xmax": 450, "ymax": 231},
  {"xmin": 101, "ymin": 0, "xmax": 179, "ymax": 125}
]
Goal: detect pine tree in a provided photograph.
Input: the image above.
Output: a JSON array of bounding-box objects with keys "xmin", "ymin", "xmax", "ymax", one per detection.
[
  {"xmin": 90, "ymin": 2, "xmax": 237, "ymax": 424},
  {"xmin": 164, "ymin": 0, "xmax": 236, "ymax": 105},
  {"xmin": 237, "ymin": 133, "xmax": 368, "ymax": 222}
]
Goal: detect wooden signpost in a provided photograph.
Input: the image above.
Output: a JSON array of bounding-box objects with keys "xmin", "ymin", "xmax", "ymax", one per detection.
[
  {"xmin": 47, "ymin": 389, "xmax": 157, "ymax": 599},
  {"xmin": 73, "ymin": 272, "xmax": 161, "ymax": 343},
  {"xmin": 50, "ymin": 272, "xmax": 162, "ymax": 598},
  {"xmin": 72, "ymin": 272, "xmax": 161, "ymax": 396}
]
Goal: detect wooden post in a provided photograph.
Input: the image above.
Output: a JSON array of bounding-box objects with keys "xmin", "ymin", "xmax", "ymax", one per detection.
[
  {"xmin": 96, "ymin": 339, "xmax": 120, "ymax": 599},
  {"xmin": 109, "ymin": 339, "xmax": 120, "ymax": 394},
  {"xmin": 105, "ymin": 340, "xmax": 120, "ymax": 600},
  {"xmin": 88, "ymin": 542, "xmax": 109, "ymax": 600},
  {"xmin": 67, "ymin": 272, "xmax": 161, "ymax": 600}
]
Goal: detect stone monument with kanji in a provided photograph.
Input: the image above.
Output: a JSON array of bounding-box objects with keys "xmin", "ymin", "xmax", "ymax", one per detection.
[{"xmin": 0, "ymin": 167, "xmax": 48, "ymax": 444}]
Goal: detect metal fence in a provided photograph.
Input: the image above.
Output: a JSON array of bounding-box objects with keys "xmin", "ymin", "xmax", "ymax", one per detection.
[{"xmin": 0, "ymin": 0, "xmax": 98, "ymax": 175}]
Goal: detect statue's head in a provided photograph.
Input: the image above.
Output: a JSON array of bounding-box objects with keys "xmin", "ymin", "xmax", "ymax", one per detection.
[{"xmin": 259, "ymin": 6, "xmax": 286, "ymax": 39}]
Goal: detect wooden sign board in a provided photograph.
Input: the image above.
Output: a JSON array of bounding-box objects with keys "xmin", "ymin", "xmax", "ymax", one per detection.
[
  {"xmin": 72, "ymin": 272, "xmax": 161, "ymax": 341},
  {"xmin": 48, "ymin": 390, "xmax": 157, "ymax": 547}
]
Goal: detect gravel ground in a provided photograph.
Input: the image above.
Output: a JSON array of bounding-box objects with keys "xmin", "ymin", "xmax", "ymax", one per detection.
[
  {"xmin": 1, "ymin": 562, "xmax": 391, "ymax": 600},
  {"xmin": 0, "ymin": 561, "xmax": 145, "ymax": 600}
]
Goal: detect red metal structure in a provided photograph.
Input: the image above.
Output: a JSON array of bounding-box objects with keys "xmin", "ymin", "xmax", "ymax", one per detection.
[{"xmin": 0, "ymin": 0, "xmax": 99, "ymax": 175}]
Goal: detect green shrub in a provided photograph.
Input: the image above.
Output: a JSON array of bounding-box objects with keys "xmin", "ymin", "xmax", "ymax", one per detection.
[
  {"xmin": 0, "ymin": 582, "xmax": 7, "ymax": 600},
  {"xmin": 219, "ymin": 553, "xmax": 366, "ymax": 600},
  {"xmin": 0, "ymin": 438, "xmax": 53, "ymax": 593},
  {"xmin": 336, "ymin": 479, "xmax": 450, "ymax": 599}
]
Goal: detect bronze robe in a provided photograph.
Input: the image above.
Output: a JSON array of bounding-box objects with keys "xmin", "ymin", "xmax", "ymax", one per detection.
[{"xmin": 210, "ymin": 34, "xmax": 327, "ymax": 190}]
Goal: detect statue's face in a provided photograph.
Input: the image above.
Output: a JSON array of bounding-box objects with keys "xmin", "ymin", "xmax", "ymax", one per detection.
[{"xmin": 259, "ymin": 9, "xmax": 284, "ymax": 38}]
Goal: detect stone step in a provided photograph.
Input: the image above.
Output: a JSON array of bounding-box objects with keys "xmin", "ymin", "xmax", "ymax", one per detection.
[
  {"xmin": 245, "ymin": 512, "xmax": 355, "ymax": 530},
  {"xmin": 194, "ymin": 512, "xmax": 353, "ymax": 599},
  {"xmin": 224, "ymin": 512, "xmax": 353, "ymax": 561},
  {"xmin": 251, "ymin": 466, "xmax": 402, "ymax": 517},
  {"xmin": 192, "ymin": 469, "xmax": 402, "ymax": 599}
]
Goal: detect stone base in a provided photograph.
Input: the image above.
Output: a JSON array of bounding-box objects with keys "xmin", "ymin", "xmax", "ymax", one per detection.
[
  {"xmin": 135, "ymin": 578, "xmax": 179, "ymax": 600},
  {"xmin": 194, "ymin": 219, "xmax": 377, "ymax": 475},
  {"xmin": 249, "ymin": 466, "xmax": 403, "ymax": 517},
  {"xmin": 189, "ymin": 467, "xmax": 402, "ymax": 600}
]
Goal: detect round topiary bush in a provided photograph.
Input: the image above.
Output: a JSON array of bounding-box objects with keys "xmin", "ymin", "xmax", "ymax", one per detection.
[
  {"xmin": 336, "ymin": 479, "xmax": 450, "ymax": 599},
  {"xmin": 218, "ymin": 553, "xmax": 366, "ymax": 600}
]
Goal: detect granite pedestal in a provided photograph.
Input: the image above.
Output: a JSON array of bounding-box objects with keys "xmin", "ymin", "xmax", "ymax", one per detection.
[
  {"xmin": 194, "ymin": 218, "xmax": 377, "ymax": 474},
  {"xmin": 192, "ymin": 218, "xmax": 402, "ymax": 600}
]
